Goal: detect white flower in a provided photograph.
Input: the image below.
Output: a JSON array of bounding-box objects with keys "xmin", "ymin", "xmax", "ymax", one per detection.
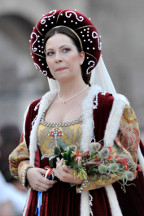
[
  {"xmin": 108, "ymin": 163, "xmax": 119, "ymax": 172},
  {"xmin": 89, "ymin": 142, "xmax": 101, "ymax": 154},
  {"xmin": 123, "ymin": 171, "xmax": 135, "ymax": 181},
  {"xmin": 98, "ymin": 164, "xmax": 107, "ymax": 174},
  {"xmin": 98, "ymin": 148, "xmax": 109, "ymax": 159}
]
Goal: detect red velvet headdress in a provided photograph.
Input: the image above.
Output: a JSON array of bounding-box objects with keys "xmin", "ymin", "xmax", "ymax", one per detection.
[{"xmin": 30, "ymin": 9, "xmax": 102, "ymax": 78}]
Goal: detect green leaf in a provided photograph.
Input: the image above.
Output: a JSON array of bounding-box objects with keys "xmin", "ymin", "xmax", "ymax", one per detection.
[
  {"xmin": 69, "ymin": 160, "xmax": 78, "ymax": 167},
  {"xmin": 54, "ymin": 147, "xmax": 61, "ymax": 156},
  {"xmin": 69, "ymin": 154, "xmax": 74, "ymax": 162},
  {"xmin": 56, "ymin": 139, "xmax": 68, "ymax": 152},
  {"xmin": 62, "ymin": 152, "xmax": 68, "ymax": 161},
  {"xmin": 49, "ymin": 155, "xmax": 57, "ymax": 168},
  {"xmin": 68, "ymin": 149, "xmax": 74, "ymax": 162}
]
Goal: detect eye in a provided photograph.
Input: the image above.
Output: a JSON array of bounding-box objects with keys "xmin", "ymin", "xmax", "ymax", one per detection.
[
  {"xmin": 46, "ymin": 51, "xmax": 54, "ymax": 56},
  {"xmin": 62, "ymin": 48, "xmax": 70, "ymax": 53}
]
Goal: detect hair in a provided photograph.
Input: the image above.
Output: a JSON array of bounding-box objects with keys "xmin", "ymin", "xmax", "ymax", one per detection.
[{"xmin": 44, "ymin": 26, "xmax": 91, "ymax": 85}]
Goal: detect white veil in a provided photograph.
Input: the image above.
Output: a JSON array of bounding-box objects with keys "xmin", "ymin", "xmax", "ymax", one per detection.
[
  {"xmin": 47, "ymin": 78, "xmax": 60, "ymax": 91},
  {"xmin": 90, "ymin": 55, "xmax": 116, "ymax": 95}
]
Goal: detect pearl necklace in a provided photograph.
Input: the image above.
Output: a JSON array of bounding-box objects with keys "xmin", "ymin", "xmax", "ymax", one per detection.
[{"xmin": 58, "ymin": 85, "xmax": 88, "ymax": 104}]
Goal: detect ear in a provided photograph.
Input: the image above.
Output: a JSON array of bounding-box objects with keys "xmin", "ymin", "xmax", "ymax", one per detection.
[{"xmin": 79, "ymin": 51, "xmax": 85, "ymax": 65}]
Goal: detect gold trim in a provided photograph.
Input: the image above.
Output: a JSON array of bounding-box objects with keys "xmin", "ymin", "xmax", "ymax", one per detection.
[
  {"xmin": 76, "ymin": 25, "xmax": 96, "ymax": 30},
  {"xmin": 36, "ymin": 25, "xmax": 44, "ymax": 37},
  {"xmin": 32, "ymin": 52, "xmax": 45, "ymax": 58},
  {"xmin": 56, "ymin": 10, "xmax": 65, "ymax": 24},
  {"xmin": 48, "ymin": 25, "xmax": 83, "ymax": 51},
  {"xmin": 85, "ymin": 52, "xmax": 97, "ymax": 62}
]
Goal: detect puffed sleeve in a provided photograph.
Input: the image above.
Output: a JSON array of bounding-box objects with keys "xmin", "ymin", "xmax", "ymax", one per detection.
[
  {"xmin": 9, "ymin": 99, "xmax": 41, "ymax": 188},
  {"xmin": 77, "ymin": 105, "xmax": 140, "ymax": 193},
  {"xmin": 115, "ymin": 104, "xmax": 140, "ymax": 163},
  {"xmin": 9, "ymin": 138, "xmax": 30, "ymax": 178}
]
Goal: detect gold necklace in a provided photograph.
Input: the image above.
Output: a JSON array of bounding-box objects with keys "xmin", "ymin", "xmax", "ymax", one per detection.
[{"xmin": 58, "ymin": 85, "xmax": 88, "ymax": 104}]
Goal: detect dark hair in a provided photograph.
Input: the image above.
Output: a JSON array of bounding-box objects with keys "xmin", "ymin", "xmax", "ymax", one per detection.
[{"xmin": 44, "ymin": 26, "xmax": 91, "ymax": 85}]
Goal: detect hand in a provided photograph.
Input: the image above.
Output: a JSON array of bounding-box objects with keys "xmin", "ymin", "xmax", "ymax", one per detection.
[
  {"xmin": 54, "ymin": 158, "xmax": 83, "ymax": 185},
  {"xmin": 26, "ymin": 167, "xmax": 57, "ymax": 192}
]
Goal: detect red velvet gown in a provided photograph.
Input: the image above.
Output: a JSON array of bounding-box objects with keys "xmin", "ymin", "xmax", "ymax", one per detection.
[{"xmin": 9, "ymin": 90, "xmax": 144, "ymax": 216}]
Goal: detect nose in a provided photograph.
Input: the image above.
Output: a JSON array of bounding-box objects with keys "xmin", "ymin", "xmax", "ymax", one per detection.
[{"xmin": 55, "ymin": 52, "xmax": 62, "ymax": 63}]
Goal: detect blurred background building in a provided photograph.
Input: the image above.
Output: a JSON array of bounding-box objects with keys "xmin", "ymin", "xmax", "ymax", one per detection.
[
  {"xmin": 0, "ymin": 0, "xmax": 144, "ymax": 134},
  {"xmin": 0, "ymin": 0, "xmax": 144, "ymax": 214}
]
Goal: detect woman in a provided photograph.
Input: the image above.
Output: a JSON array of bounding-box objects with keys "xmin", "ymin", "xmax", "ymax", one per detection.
[{"xmin": 9, "ymin": 9, "xmax": 144, "ymax": 216}]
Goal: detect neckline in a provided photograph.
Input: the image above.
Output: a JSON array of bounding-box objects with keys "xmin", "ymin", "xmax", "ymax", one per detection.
[
  {"xmin": 58, "ymin": 85, "xmax": 89, "ymax": 104},
  {"xmin": 40, "ymin": 112, "xmax": 83, "ymax": 127}
]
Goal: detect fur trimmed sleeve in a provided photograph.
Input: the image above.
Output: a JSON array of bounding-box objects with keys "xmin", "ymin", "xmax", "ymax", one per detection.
[
  {"xmin": 9, "ymin": 141, "xmax": 29, "ymax": 180},
  {"xmin": 77, "ymin": 99, "xmax": 140, "ymax": 192},
  {"xmin": 9, "ymin": 98, "xmax": 41, "ymax": 180},
  {"xmin": 115, "ymin": 104, "xmax": 140, "ymax": 163}
]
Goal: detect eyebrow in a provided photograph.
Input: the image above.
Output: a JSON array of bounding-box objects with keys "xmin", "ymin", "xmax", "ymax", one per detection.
[{"xmin": 46, "ymin": 44, "xmax": 72, "ymax": 52}]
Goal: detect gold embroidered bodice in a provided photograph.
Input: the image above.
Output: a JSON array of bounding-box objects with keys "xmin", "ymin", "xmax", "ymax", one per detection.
[
  {"xmin": 9, "ymin": 104, "xmax": 140, "ymax": 191},
  {"xmin": 37, "ymin": 123, "xmax": 82, "ymax": 156}
]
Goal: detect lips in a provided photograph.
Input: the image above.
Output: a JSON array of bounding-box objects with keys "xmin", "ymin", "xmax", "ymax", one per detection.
[{"xmin": 55, "ymin": 67, "xmax": 67, "ymax": 71}]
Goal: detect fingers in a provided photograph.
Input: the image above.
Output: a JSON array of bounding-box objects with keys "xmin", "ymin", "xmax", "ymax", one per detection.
[
  {"xmin": 57, "ymin": 158, "xmax": 73, "ymax": 174},
  {"xmin": 62, "ymin": 165, "xmax": 72, "ymax": 173},
  {"xmin": 27, "ymin": 167, "xmax": 57, "ymax": 192},
  {"xmin": 39, "ymin": 168, "xmax": 47, "ymax": 176},
  {"xmin": 33, "ymin": 178, "xmax": 57, "ymax": 192},
  {"xmin": 56, "ymin": 158, "xmax": 64, "ymax": 166},
  {"xmin": 54, "ymin": 159, "xmax": 83, "ymax": 184},
  {"xmin": 55, "ymin": 158, "xmax": 73, "ymax": 180}
]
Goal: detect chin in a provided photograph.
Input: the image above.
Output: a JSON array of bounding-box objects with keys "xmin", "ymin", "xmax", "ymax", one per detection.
[{"xmin": 53, "ymin": 72, "xmax": 72, "ymax": 81}]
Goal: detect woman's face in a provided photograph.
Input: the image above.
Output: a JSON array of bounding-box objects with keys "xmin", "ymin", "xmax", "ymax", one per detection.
[{"xmin": 45, "ymin": 33, "xmax": 85, "ymax": 81}]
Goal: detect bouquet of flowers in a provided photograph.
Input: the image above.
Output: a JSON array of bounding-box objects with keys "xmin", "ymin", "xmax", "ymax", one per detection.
[{"xmin": 49, "ymin": 139, "xmax": 140, "ymax": 191}]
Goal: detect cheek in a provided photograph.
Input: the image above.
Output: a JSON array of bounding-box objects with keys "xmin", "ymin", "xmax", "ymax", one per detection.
[
  {"xmin": 46, "ymin": 57, "xmax": 49, "ymax": 66},
  {"xmin": 46, "ymin": 58, "xmax": 53, "ymax": 69},
  {"xmin": 66, "ymin": 54, "xmax": 80, "ymax": 66},
  {"xmin": 45, "ymin": 58, "xmax": 55, "ymax": 77}
]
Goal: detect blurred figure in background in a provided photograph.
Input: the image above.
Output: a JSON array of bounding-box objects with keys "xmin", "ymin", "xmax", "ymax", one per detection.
[
  {"xmin": 0, "ymin": 125, "xmax": 21, "ymax": 183},
  {"xmin": 0, "ymin": 125, "xmax": 27, "ymax": 216}
]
